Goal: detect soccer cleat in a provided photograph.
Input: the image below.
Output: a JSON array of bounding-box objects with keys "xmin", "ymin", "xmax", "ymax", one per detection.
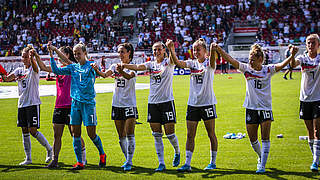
[
  {"xmin": 310, "ymin": 162, "xmax": 318, "ymax": 172},
  {"xmin": 123, "ymin": 163, "xmax": 132, "ymax": 171},
  {"xmin": 204, "ymin": 163, "xmax": 216, "ymax": 170},
  {"xmin": 47, "ymin": 159, "xmax": 59, "ymax": 168},
  {"xmin": 257, "ymin": 158, "xmax": 262, "ymax": 170},
  {"xmin": 121, "ymin": 162, "xmax": 127, "ymax": 168},
  {"xmin": 173, "ymin": 153, "xmax": 180, "ymax": 167},
  {"xmin": 72, "ymin": 162, "xmax": 84, "ymax": 170},
  {"xmin": 155, "ymin": 164, "xmax": 166, "ymax": 172},
  {"xmin": 99, "ymin": 154, "xmax": 106, "ymax": 167},
  {"xmin": 256, "ymin": 167, "xmax": 266, "ymax": 173},
  {"xmin": 45, "ymin": 148, "xmax": 53, "ymax": 163},
  {"xmin": 283, "ymin": 76, "xmax": 288, "ymax": 80},
  {"xmin": 19, "ymin": 159, "xmax": 32, "ymax": 166},
  {"xmin": 177, "ymin": 164, "xmax": 192, "ymax": 172}
]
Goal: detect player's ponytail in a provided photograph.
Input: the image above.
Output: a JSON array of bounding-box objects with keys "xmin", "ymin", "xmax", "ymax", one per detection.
[
  {"xmin": 61, "ymin": 46, "xmax": 77, "ymax": 63},
  {"xmin": 193, "ymin": 38, "xmax": 208, "ymax": 51},
  {"xmin": 22, "ymin": 44, "xmax": 34, "ymax": 54}
]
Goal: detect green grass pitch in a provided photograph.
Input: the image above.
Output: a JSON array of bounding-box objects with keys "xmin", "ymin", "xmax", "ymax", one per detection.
[{"xmin": 0, "ymin": 72, "xmax": 319, "ymax": 179}]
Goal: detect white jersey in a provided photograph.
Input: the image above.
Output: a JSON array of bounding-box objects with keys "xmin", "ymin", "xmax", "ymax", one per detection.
[
  {"xmin": 239, "ymin": 63, "xmax": 276, "ymax": 110},
  {"xmin": 186, "ymin": 58, "xmax": 217, "ymax": 106},
  {"xmin": 13, "ymin": 66, "xmax": 41, "ymax": 108},
  {"xmin": 109, "ymin": 63, "xmax": 137, "ymax": 107},
  {"xmin": 144, "ymin": 58, "xmax": 174, "ymax": 103},
  {"xmin": 297, "ymin": 53, "xmax": 320, "ymax": 102}
]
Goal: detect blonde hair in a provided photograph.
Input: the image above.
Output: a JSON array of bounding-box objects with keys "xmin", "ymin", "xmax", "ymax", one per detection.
[
  {"xmin": 306, "ymin": 34, "xmax": 320, "ymax": 43},
  {"xmin": 22, "ymin": 44, "xmax": 34, "ymax": 54},
  {"xmin": 73, "ymin": 42, "xmax": 88, "ymax": 58},
  {"xmin": 249, "ymin": 43, "xmax": 264, "ymax": 61},
  {"xmin": 306, "ymin": 34, "xmax": 320, "ymax": 54},
  {"xmin": 192, "ymin": 38, "xmax": 207, "ymax": 50}
]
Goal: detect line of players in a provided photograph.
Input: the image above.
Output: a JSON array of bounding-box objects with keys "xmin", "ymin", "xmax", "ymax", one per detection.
[{"xmin": 1, "ymin": 33, "xmax": 319, "ymax": 173}]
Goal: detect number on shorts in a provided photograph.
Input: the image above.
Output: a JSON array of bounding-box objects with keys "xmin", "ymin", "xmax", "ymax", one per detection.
[
  {"xmin": 254, "ymin": 79, "xmax": 262, "ymax": 89},
  {"xmin": 125, "ymin": 107, "xmax": 134, "ymax": 117},
  {"xmin": 204, "ymin": 107, "xmax": 214, "ymax": 117},
  {"xmin": 32, "ymin": 116, "xmax": 38, "ymax": 125},
  {"xmin": 90, "ymin": 114, "xmax": 94, "ymax": 124},
  {"xmin": 22, "ymin": 80, "xmax": 27, "ymax": 88},
  {"xmin": 195, "ymin": 75, "xmax": 203, "ymax": 84},
  {"xmin": 154, "ymin": 75, "xmax": 161, "ymax": 83},
  {"xmin": 117, "ymin": 78, "xmax": 125, "ymax": 87},
  {"xmin": 165, "ymin": 111, "xmax": 174, "ymax": 121},
  {"xmin": 262, "ymin": 110, "xmax": 271, "ymax": 119}
]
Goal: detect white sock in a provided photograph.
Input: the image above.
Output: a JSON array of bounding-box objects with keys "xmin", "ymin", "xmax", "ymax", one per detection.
[
  {"xmin": 313, "ymin": 140, "xmax": 320, "ymax": 165},
  {"xmin": 22, "ymin": 133, "xmax": 32, "ymax": 161},
  {"xmin": 127, "ymin": 134, "xmax": 135, "ymax": 165},
  {"xmin": 261, "ymin": 140, "xmax": 270, "ymax": 168},
  {"xmin": 309, "ymin": 139, "xmax": 314, "ymax": 155},
  {"xmin": 119, "ymin": 137, "xmax": 128, "ymax": 160},
  {"xmin": 185, "ymin": 150, "xmax": 193, "ymax": 166},
  {"xmin": 34, "ymin": 131, "xmax": 52, "ymax": 151},
  {"xmin": 251, "ymin": 140, "xmax": 262, "ymax": 159},
  {"xmin": 210, "ymin": 151, "xmax": 217, "ymax": 165},
  {"xmin": 82, "ymin": 147, "xmax": 86, "ymax": 164},
  {"xmin": 152, "ymin": 132, "xmax": 165, "ymax": 165},
  {"xmin": 167, "ymin": 133, "xmax": 180, "ymax": 154}
]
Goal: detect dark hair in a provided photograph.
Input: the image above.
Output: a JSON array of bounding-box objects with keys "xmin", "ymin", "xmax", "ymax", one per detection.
[
  {"xmin": 119, "ymin": 43, "xmax": 134, "ymax": 61},
  {"xmin": 153, "ymin": 41, "xmax": 168, "ymax": 58},
  {"xmin": 61, "ymin": 46, "xmax": 77, "ymax": 63}
]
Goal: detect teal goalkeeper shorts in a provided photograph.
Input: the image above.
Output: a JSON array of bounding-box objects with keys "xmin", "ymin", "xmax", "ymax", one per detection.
[{"xmin": 70, "ymin": 100, "xmax": 97, "ymax": 126}]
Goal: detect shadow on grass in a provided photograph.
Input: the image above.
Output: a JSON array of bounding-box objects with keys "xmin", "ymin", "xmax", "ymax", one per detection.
[
  {"xmin": 1, "ymin": 164, "xmax": 319, "ymax": 179},
  {"xmin": 200, "ymin": 167, "xmax": 320, "ymax": 180}
]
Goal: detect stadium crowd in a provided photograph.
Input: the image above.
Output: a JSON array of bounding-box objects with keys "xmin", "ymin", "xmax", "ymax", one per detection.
[{"xmin": 0, "ymin": 0, "xmax": 319, "ymax": 57}]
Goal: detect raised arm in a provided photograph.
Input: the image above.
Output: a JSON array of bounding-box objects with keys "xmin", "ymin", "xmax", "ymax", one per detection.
[
  {"xmin": 213, "ymin": 43, "xmax": 240, "ymax": 69},
  {"xmin": 275, "ymin": 45, "xmax": 299, "ymax": 72},
  {"xmin": 289, "ymin": 44, "xmax": 301, "ymax": 68},
  {"xmin": 117, "ymin": 64, "xmax": 135, "ymax": 80},
  {"xmin": 34, "ymin": 49, "xmax": 52, "ymax": 72},
  {"xmin": 166, "ymin": 39, "xmax": 188, "ymax": 68},
  {"xmin": 122, "ymin": 63, "xmax": 147, "ymax": 71},
  {"xmin": 50, "ymin": 57, "xmax": 71, "ymax": 75},
  {"xmin": 29, "ymin": 49, "xmax": 39, "ymax": 73},
  {"xmin": 91, "ymin": 63, "xmax": 113, "ymax": 78},
  {"xmin": 209, "ymin": 43, "xmax": 217, "ymax": 69},
  {"xmin": 48, "ymin": 43, "xmax": 73, "ymax": 65}
]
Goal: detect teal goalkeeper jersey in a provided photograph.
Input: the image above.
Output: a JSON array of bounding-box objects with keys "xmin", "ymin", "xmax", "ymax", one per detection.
[{"xmin": 50, "ymin": 58, "xmax": 96, "ymax": 104}]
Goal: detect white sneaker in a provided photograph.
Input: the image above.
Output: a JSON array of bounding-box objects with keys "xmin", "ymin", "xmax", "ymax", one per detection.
[
  {"xmin": 45, "ymin": 148, "xmax": 53, "ymax": 163},
  {"xmin": 19, "ymin": 159, "xmax": 32, "ymax": 165}
]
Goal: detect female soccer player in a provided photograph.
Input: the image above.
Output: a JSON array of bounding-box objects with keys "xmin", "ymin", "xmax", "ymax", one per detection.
[
  {"xmin": 283, "ymin": 48, "xmax": 293, "ymax": 80},
  {"xmin": 167, "ymin": 38, "xmax": 218, "ymax": 172},
  {"xmin": 34, "ymin": 44, "xmax": 86, "ymax": 168},
  {"xmin": 212, "ymin": 43, "xmax": 298, "ymax": 173},
  {"xmin": 91, "ymin": 43, "xmax": 137, "ymax": 171},
  {"xmin": 49, "ymin": 42, "xmax": 106, "ymax": 170},
  {"xmin": 121, "ymin": 42, "xmax": 180, "ymax": 172},
  {"xmin": 290, "ymin": 34, "xmax": 320, "ymax": 171},
  {"xmin": 0, "ymin": 45, "xmax": 52, "ymax": 165}
]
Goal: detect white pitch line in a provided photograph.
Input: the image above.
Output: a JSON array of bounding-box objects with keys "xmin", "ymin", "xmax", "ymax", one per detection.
[{"xmin": 0, "ymin": 83, "xmax": 150, "ymax": 99}]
